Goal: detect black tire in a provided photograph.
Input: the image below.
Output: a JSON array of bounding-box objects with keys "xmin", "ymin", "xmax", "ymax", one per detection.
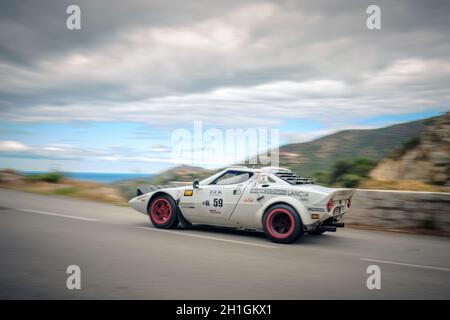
[
  {"xmin": 262, "ymin": 204, "xmax": 303, "ymax": 244},
  {"xmin": 148, "ymin": 194, "xmax": 179, "ymax": 229}
]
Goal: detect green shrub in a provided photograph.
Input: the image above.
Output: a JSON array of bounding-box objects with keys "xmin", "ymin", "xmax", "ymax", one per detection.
[
  {"xmin": 27, "ymin": 171, "xmax": 65, "ymax": 183},
  {"xmin": 54, "ymin": 187, "xmax": 78, "ymax": 195},
  {"xmin": 312, "ymin": 171, "xmax": 331, "ymax": 184},
  {"xmin": 329, "ymin": 160, "xmax": 352, "ymax": 184},
  {"xmin": 338, "ymin": 174, "xmax": 362, "ymax": 188},
  {"xmin": 324, "ymin": 157, "xmax": 377, "ymax": 187},
  {"xmin": 350, "ymin": 158, "xmax": 377, "ymax": 177}
]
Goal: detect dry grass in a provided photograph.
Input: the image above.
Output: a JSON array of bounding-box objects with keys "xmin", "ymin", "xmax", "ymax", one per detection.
[{"xmin": 0, "ymin": 174, "xmax": 127, "ymax": 205}]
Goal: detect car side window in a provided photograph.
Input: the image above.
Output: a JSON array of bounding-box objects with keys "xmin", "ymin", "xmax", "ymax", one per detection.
[{"xmin": 211, "ymin": 171, "xmax": 253, "ymax": 185}]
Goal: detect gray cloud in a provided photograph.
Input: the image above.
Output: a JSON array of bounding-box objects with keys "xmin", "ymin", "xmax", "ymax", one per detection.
[{"xmin": 0, "ymin": 0, "xmax": 449, "ymax": 126}]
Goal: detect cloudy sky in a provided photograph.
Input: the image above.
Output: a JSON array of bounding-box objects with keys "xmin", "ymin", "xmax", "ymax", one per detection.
[{"xmin": 0, "ymin": 0, "xmax": 449, "ymax": 173}]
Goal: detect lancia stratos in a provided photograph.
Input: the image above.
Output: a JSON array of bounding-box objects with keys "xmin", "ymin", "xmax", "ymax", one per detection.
[{"xmin": 129, "ymin": 166, "xmax": 355, "ymax": 244}]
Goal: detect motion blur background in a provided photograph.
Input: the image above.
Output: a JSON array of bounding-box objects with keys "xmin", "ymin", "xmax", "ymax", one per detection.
[{"xmin": 0, "ymin": 0, "xmax": 449, "ymax": 232}]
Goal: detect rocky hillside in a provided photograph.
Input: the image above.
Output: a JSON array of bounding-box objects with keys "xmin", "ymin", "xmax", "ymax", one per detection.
[
  {"xmin": 246, "ymin": 117, "xmax": 433, "ymax": 176},
  {"xmin": 370, "ymin": 112, "xmax": 450, "ymax": 186}
]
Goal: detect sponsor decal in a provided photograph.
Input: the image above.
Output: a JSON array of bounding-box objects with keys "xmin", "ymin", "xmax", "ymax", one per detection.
[
  {"xmin": 210, "ymin": 190, "xmax": 222, "ymax": 196},
  {"xmin": 209, "ymin": 209, "xmax": 221, "ymax": 214},
  {"xmin": 233, "ymin": 189, "xmax": 241, "ymax": 195},
  {"xmin": 180, "ymin": 202, "xmax": 195, "ymax": 209},
  {"xmin": 249, "ymin": 188, "xmax": 309, "ymax": 198},
  {"xmin": 243, "ymin": 197, "xmax": 254, "ymax": 203},
  {"xmin": 202, "ymin": 200, "xmax": 210, "ymax": 206},
  {"xmin": 249, "ymin": 176, "xmax": 259, "ymax": 187},
  {"xmin": 184, "ymin": 189, "xmax": 193, "ymax": 196},
  {"xmin": 308, "ymin": 207, "xmax": 325, "ymax": 213},
  {"xmin": 311, "ymin": 213, "xmax": 320, "ymax": 219}
]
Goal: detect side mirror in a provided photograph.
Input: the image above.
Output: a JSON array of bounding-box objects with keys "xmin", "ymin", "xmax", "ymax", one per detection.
[{"xmin": 193, "ymin": 179, "xmax": 199, "ymax": 189}]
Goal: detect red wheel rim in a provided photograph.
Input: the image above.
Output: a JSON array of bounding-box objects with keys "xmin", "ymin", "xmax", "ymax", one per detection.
[
  {"xmin": 265, "ymin": 208, "xmax": 295, "ymax": 239},
  {"xmin": 150, "ymin": 198, "xmax": 172, "ymax": 224}
]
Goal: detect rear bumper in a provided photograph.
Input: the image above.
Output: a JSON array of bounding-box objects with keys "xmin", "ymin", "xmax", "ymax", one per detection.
[{"xmin": 306, "ymin": 206, "xmax": 349, "ymax": 230}]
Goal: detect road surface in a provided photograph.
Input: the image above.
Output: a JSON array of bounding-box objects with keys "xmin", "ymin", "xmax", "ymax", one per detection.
[{"xmin": 0, "ymin": 188, "xmax": 449, "ymax": 299}]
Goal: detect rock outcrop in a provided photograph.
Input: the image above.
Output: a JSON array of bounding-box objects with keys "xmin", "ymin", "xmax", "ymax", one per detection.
[{"xmin": 370, "ymin": 112, "xmax": 450, "ymax": 186}]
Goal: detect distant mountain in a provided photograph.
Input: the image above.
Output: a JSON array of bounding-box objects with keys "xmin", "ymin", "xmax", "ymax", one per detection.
[{"xmin": 246, "ymin": 116, "xmax": 436, "ymax": 176}]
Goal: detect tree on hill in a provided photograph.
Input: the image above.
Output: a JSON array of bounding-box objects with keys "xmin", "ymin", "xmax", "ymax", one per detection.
[{"xmin": 314, "ymin": 158, "xmax": 377, "ymax": 188}]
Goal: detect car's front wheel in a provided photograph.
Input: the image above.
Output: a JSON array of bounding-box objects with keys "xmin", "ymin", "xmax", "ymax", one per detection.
[
  {"xmin": 148, "ymin": 194, "xmax": 179, "ymax": 229},
  {"xmin": 262, "ymin": 204, "xmax": 303, "ymax": 243}
]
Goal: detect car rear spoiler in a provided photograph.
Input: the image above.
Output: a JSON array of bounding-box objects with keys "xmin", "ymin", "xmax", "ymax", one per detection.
[{"xmin": 330, "ymin": 189, "xmax": 355, "ymax": 201}]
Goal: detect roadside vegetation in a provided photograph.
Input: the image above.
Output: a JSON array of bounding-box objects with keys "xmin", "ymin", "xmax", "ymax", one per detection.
[
  {"xmin": 0, "ymin": 170, "xmax": 127, "ymax": 205},
  {"xmin": 312, "ymin": 157, "xmax": 448, "ymax": 192},
  {"xmin": 313, "ymin": 158, "xmax": 377, "ymax": 188},
  {"xmin": 26, "ymin": 171, "xmax": 65, "ymax": 183}
]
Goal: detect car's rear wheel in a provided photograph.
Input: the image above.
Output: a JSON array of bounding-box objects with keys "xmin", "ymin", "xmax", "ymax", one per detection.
[
  {"xmin": 148, "ymin": 194, "xmax": 179, "ymax": 229},
  {"xmin": 262, "ymin": 204, "xmax": 303, "ymax": 243}
]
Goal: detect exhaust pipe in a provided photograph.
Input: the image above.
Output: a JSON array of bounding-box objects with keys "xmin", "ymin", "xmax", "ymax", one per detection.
[{"xmin": 333, "ymin": 222, "xmax": 345, "ymax": 228}]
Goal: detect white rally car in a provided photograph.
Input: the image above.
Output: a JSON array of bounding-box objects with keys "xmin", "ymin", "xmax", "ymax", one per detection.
[{"xmin": 129, "ymin": 166, "xmax": 354, "ymax": 243}]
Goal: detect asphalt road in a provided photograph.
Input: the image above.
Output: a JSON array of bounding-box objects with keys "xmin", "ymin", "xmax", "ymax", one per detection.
[{"xmin": 0, "ymin": 188, "xmax": 449, "ymax": 299}]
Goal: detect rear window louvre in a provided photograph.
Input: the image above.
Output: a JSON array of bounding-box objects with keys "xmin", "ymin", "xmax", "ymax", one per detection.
[{"xmin": 275, "ymin": 172, "xmax": 314, "ymax": 185}]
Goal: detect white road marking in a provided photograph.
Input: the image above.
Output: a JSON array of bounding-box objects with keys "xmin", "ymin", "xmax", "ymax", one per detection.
[
  {"xmin": 361, "ymin": 258, "xmax": 450, "ymax": 272},
  {"xmin": 15, "ymin": 209, "xmax": 98, "ymax": 222},
  {"xmin": 136, "ymin": 226, "xmax": 278, "ymax": 249}
]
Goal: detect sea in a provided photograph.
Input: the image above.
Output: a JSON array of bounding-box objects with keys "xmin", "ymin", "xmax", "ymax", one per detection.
[{"xmin": 21, "ymin": 171, "xmax": 154, "ymax": 184}]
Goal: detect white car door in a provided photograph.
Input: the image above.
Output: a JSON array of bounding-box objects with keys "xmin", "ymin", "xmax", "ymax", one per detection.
[{"xmin": 193, "ymin": 170, "xmax": 253, "ymax": 224}]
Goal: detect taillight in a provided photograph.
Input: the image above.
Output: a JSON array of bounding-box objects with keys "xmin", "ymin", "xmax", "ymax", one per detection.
[
  {"xmin": 326, "ymin": 199, "xmax": 334, "ymax": 212},
  {"xmin": 346, "ymin": 196, "xmax": 352, "ymax": 208}
]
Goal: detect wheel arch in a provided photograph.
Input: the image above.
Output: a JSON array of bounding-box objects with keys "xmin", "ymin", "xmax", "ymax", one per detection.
[
  {"xmin": 147, "ymin": 191, "xmax": 173, "ymax": 209},
  {"xmin": 147, "ymin": 191, "xmax": 192, "ymax": 227},
  {"xmin": 257, "ymin": 196, "xmax": 311, "ymax": 227}
]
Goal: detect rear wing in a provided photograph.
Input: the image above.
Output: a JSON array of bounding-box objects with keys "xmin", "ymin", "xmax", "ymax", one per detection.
[{"xmin": 330, "ymin": 189, "xmax": 355, "ymax": 201}]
